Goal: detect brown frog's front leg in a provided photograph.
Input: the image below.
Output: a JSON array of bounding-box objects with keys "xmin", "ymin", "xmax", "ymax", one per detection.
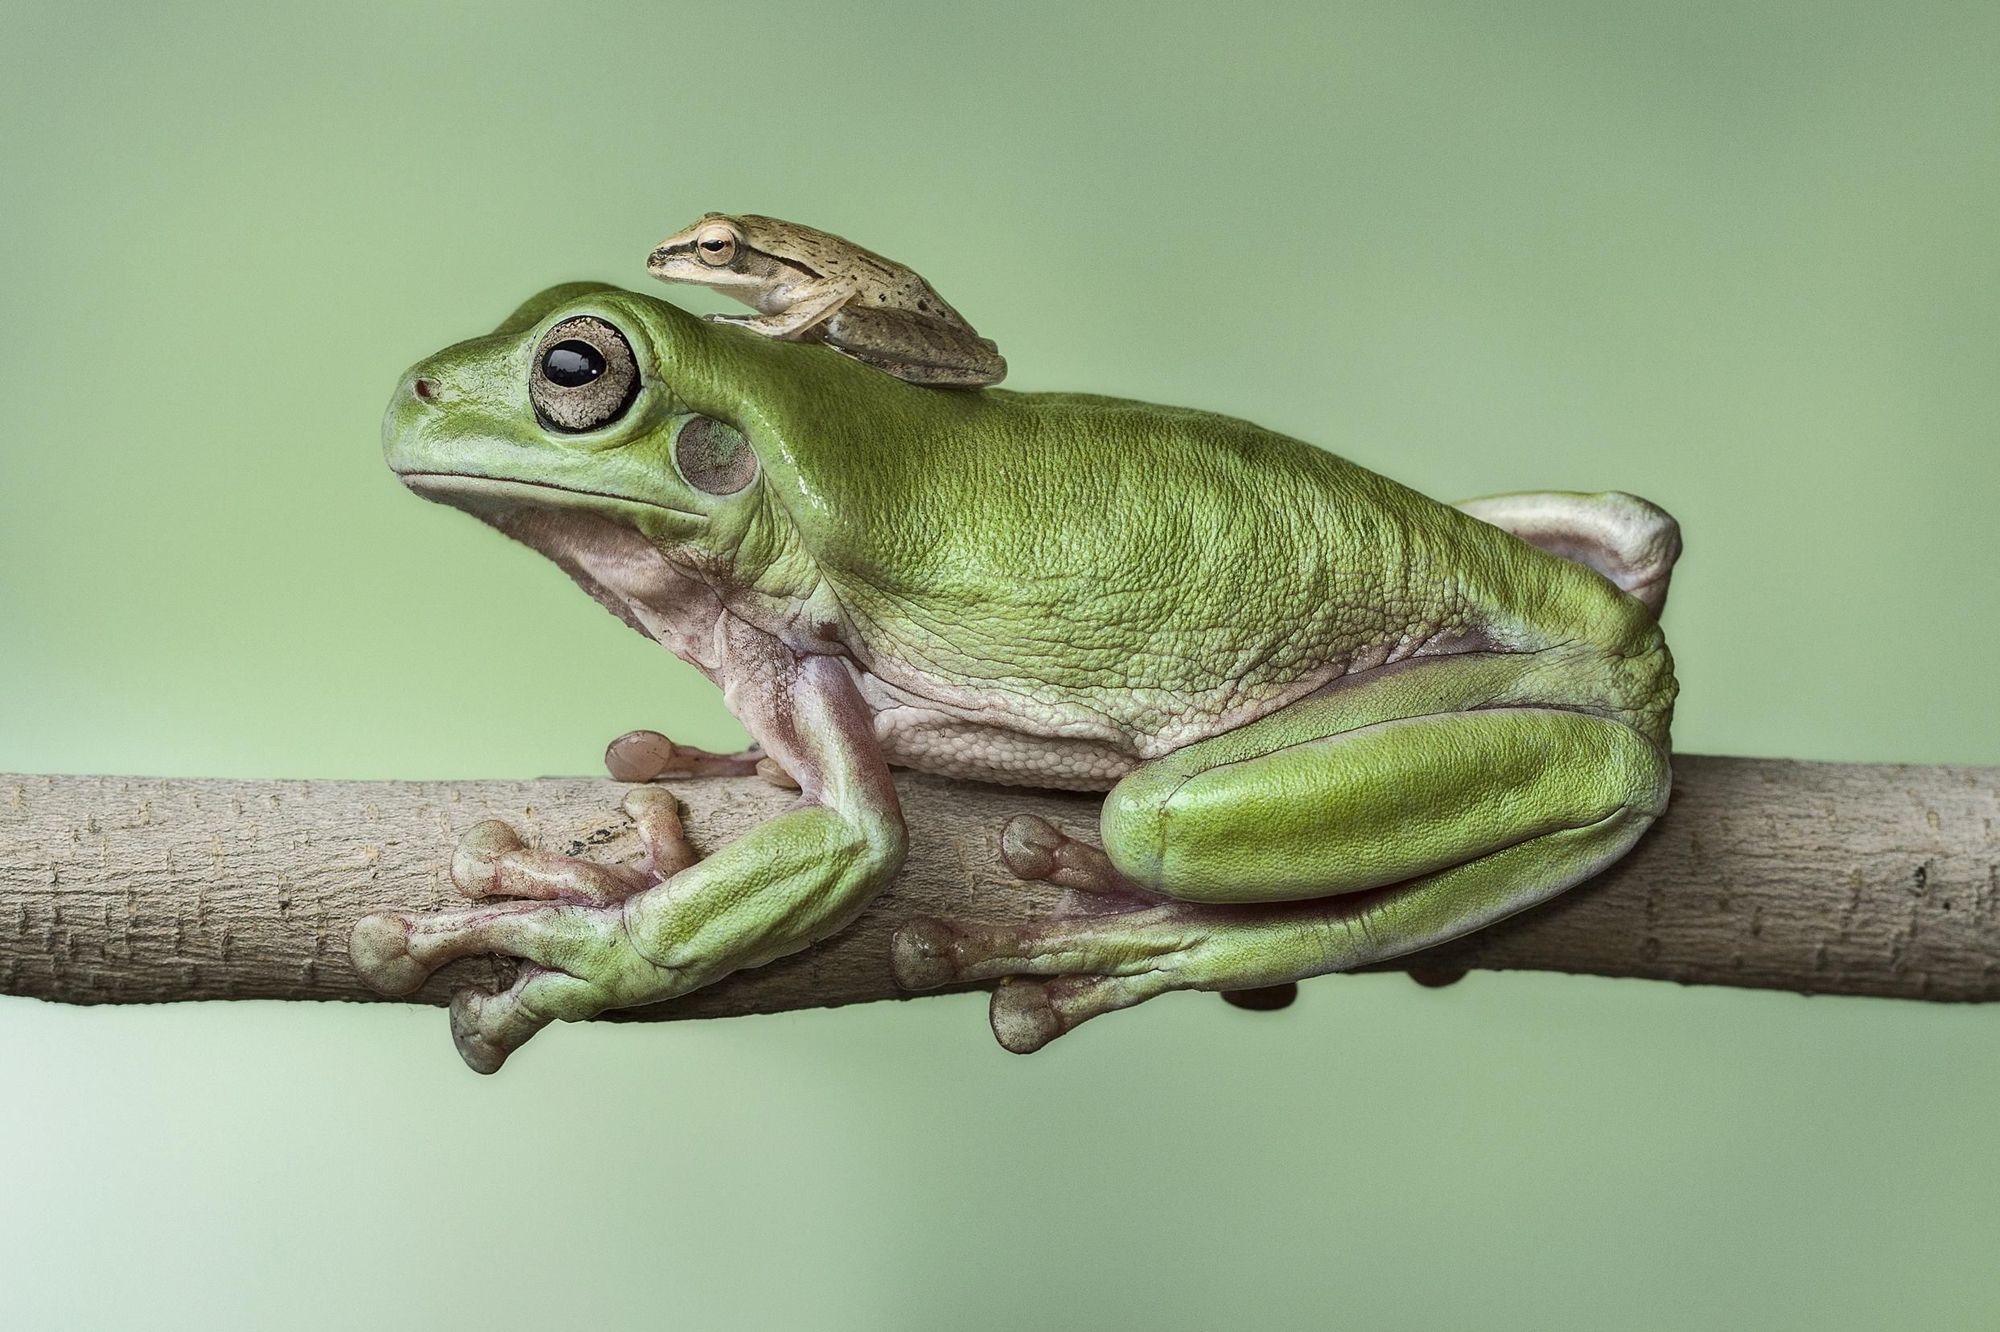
[{"xmin": 704, "ymin": 282, "xmax": 856, "ymax": 339}]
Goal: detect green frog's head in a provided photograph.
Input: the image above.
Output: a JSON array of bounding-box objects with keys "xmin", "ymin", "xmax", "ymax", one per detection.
[{"xmin": 384, "ymin": 284, "xmax": 762, "ymax": 547}]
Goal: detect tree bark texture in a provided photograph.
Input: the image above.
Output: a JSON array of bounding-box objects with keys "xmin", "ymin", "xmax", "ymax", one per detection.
[{"xmin": 2, "ymin": 755, "xmax": 1996, "ymax": 1020}]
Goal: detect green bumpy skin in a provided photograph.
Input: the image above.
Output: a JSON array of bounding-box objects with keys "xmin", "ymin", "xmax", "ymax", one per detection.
[{"xmin": 350, "ymin": 283, "xmax": 1678, "ymax": 1070}]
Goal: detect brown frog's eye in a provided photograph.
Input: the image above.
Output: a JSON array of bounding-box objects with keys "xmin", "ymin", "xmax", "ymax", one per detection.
[
  {"xmin": 529, "ymin": 315, "xmax": 639, "ymax": 433},
  {"xmin": 673, "ymin": 415, "xmax": 758, "ymax": 495},
  {"xmin": 695, "ymin": 223, "xmax": 739, "ymax": 267}
]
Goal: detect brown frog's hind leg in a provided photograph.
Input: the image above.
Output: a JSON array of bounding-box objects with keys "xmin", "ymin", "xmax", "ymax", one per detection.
[{"xmin": 820, "ymin": 306, "xmax": 1007, "ymax": 387}]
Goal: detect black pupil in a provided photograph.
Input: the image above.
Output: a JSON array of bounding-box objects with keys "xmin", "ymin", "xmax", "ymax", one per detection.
[
  {"xmin": 543, "ymin": 340, "xmax": 605, "ymax": 387},
  {"xmin": 701, "ymin": 239, "xmax": 726, "ymax": 250}
]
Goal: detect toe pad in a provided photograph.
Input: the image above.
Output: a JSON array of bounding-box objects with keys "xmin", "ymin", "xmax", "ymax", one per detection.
[
  {"xmin": 988, "ymin": 979, "xmax": 1062, "ymax": 1054},
  {"xmin": 890, "ymin": 918, "xmax": 959, "ymax": 990},
  {"xmin": 348, "ymin": 913, "xmax": 427, "ymax": 996}
]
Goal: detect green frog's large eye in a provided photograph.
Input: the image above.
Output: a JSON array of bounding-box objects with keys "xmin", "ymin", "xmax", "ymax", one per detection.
[
  {"xmin": 530, "ymin": 315, "xmax": 639, "ymax": 433},
  {"xmin": 674, "ymin": 415, "xmax": 758, "ymax": 495}
]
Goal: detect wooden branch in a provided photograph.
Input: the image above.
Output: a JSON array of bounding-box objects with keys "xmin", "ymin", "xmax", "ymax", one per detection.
[{"xmin": 3, "ymin": 756, "xmax": 1997, "ymax": 1020}]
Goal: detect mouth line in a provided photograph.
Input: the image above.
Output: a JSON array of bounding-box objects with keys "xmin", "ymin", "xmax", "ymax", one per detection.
[{"xmin": 397, "ymin": 471, "xmax": 704, "ymax": 518}]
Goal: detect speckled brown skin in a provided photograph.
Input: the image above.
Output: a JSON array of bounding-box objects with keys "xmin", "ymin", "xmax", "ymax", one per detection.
[{"xmin": 648, "ymin": 213, "xmax": 1006, "ymax": 386}]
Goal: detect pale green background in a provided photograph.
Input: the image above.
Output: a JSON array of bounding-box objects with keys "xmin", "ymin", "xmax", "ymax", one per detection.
[{"xmin": 2, "ymin": 2, "xmax": 1996, "ymax": 1327}]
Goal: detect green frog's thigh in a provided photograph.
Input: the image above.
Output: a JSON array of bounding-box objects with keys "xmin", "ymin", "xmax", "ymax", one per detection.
[{"xmin": 1102, "ymin": 700, "xmax": 1669, "ymax": 906}]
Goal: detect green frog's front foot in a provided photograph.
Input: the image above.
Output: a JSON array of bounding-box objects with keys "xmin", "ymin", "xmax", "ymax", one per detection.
[{"xmin": 350, "ymin": 788, "xmax": 698, "ymax": 1073}]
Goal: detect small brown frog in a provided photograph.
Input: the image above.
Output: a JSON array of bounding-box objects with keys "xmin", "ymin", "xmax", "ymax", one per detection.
[{"xmin": 647, "ymin": 213, "xmax": 1005, "ymax": 387}]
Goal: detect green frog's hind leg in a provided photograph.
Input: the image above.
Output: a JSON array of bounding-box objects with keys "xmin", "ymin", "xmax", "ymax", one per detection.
[{"xmin": 894, "ymin": 699, "xmax": 1668, "ymax": 1053}]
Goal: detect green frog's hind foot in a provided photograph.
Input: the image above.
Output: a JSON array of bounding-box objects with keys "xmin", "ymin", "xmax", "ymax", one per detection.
[
  {"xmin": 349, "ymin": 787, "xmax": 697, "ymax": 1073},
  {"xmin": 999, "ymin": 814, "xmax": 1165, "ymax": 914},
  {"xmin": 1220, "ymin": 983, "xmax": 1299, "ymax": 1010},
  {"xmin": 898, "ymin": 803, "xmax": 1650, "ymax": 1053},
  {"xmin": 993, "ymin": 814, "xmax": 1294, "ymax": 1013}
]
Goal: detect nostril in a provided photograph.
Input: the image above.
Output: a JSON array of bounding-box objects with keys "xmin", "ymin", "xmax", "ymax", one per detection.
[{"xmin": 412, "ymin": 377, "xmax": 437, "ymax": 402}]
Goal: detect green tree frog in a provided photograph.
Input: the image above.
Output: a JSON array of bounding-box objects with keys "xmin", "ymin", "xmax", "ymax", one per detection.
[
  {"xmin": 647, "ymin": 213, "xmax": 1006, "ymax": 387},
  {"xmin": 350, "ymin": 283, "xmax": 1679, "ymax": 1073}
]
